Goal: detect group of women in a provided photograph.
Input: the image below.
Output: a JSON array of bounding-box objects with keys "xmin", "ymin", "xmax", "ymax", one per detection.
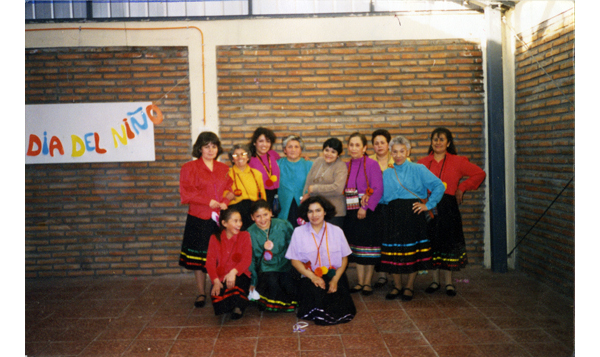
[{"xmin": 178, "ymin": 126, "xmax": 485, "ymax": 324}]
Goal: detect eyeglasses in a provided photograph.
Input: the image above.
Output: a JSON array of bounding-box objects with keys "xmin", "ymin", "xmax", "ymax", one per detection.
[{"xmin": 232, "ymin": 153, "xmax": 248, "ymax": 158}]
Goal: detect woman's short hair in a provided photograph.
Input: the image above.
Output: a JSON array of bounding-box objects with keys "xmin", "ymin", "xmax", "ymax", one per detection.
[
  {"xmin": 322, "ymin": 137, "xmax": 343, "ymax": 155},
  {"xmin": 248, "ymin": 127, "xmax": 277, "ymax": 157},
  {"xmin": 298, "ymin": 195, "xmax": 337, "ymax": 222},
  {"xmin": 281, "ymin": 135, "xmax": 305, "ymax": 151},
  {"xmin": 250, "ymin": 199, "xmax": 271, "ymax": 215},
  {"xmin": 228, "ymin": 143, "xmax": 249, "ymax": 164},
  {"xmin": 192, "ymin": 131, "xmax": 224, "ymax": 159},
  {"xmin": 371, "ymin": 129, "xmax": 391, "ymax": 145},
  {"xmin": 427, "ymin": 127, "xmax": 458, "ymax": 155},
  {"xmin": 389, "ymin": 135, "xmax": 412, "ymax": 151},
  {"xmin": 348, "ymin": 132, "xmax": 367, "ymax": 147}
]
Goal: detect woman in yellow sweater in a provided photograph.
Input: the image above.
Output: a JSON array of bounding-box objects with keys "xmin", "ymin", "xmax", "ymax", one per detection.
[{"xmin": 227, "ymin": 144, "xmax": 267, "ymax": 230}]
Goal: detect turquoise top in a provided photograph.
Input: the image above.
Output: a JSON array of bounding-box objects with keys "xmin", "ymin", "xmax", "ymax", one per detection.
[
  {"xmin": 276, "ymin": 158, "xmax": 312, "ymax": 221},
  {"xmin": 247, "ymin": 218, "xmax": 295, "ymax": 287},
  {"xmin": 381, "ymin": 160, "xmax": 445, "ymax": 210}
]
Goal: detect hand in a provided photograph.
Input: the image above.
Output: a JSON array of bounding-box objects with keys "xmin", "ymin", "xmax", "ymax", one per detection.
[
  {"xmin": 223, "ymin": 270, "xmax": 237, "ymax": 289},
  {"xmin": 225, "ymin": 191, "xmax": 235, "ymax": 201},
  {"xmin": 211, "ymin": 279, "xmax": 223, "ymax": 296},
  {"xmin": 357, "ymin": 207, "xmax": 367, "ymax": 220},
  {"xmin": 455, "ymin": 189, "xmax": 464, "ymax": 205},
  {"xmin": 361, "ymin": 194, "xmax": 370, "ymax": 206},
  {"xmin": 209, "ymin": 199, "xmax": 221, "ymax": 209},
  {"xmin": 219, "ymin": 202, "xmax": 228, "ymax": 211},
  {"xmin": 307, "ymin": 185, "xmax": 314, "ymax": 194},
  {"xmin": 249, "ymin": 285, "xmax": 255, "ymax": 292},
  {"xmin": 310, "ymin": 275, "xmax": 326, "ymax": 290},
  {"xmin": 412, "ymin": 202, "xmax": 428, "ymax": 215},
  {"xmin": 327, "ymin": 278, "xmax": 339, "ymax": 293}
]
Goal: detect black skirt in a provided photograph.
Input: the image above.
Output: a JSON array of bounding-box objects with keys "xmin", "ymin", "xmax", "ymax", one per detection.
[
  {"xmin": 211, "ymin": 274, "xmax": 251, "ymax": 316},
  {"xmin": 255, "ymin": 271, "xmax": 298, "ymax": 312},
  {"xmin": 427, "ymin": 194, "xmax": 468, "ymax": 271},
  {"xmin": 344, "ymin": 206, "xmax": 383, "ymax": 265},
  {"xmin": 179, "ymin": 214, "xmax": 218, "ymax": 272},
  {"xmin": 296, "ymin": 272, "xmax": 356, "ymax": 325},
  {"xmin": 380, "ymin": 199, "xmax": 432, "ymax": 274}
]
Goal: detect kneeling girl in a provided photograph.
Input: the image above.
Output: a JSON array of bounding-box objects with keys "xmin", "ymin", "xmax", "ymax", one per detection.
[
  {"xmin": 206, "ymin": 208, "xmax": 253, "ymax": 320},
  {"xmin": 247, "ymin": 200, "xmax": 297, "ymax": 312}
]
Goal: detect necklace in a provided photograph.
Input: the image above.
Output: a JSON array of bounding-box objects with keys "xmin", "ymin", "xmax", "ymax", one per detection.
[
  {"xmin": 345, "ymin": 155, "xmax": 373, "ymax": 196},
  {"xmin": 257, "ymin": 152, "xmax": 277, "ymax": 186},
  {"xmin": 231, "ymin": 166, "xmax": 263, "ymax": 199}
]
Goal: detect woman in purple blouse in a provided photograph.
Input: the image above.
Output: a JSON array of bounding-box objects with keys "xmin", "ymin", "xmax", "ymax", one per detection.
[
  {"xmin": 343, "ymin": 132, "xmax": 384, "ymax": 296},
  {"xmin": 285, "ymin": 195, "xmax": 356, "ymax": 325}
]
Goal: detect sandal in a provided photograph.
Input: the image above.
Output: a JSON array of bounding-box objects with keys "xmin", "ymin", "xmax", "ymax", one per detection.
[
  {"xmin": 373, "ymin": 277, "xmax": 388, "ymax": 289},
  {"xmin": 194, "ymin": 294, "xmax": 207, "ymax": 308},
  {"xmin": 425, "ymin": 282, "xmax": 441, "ymax": 294},
  {"xmin": 401, "ymin": 288, "xmax": 414, "ymax": 302},
  {"xmin": 445, "ymin": 284, "xmax": 457, "ymax": 297},
  {"xmin": 361, "ymin": 285, "xmax": 374, "ymax": 296},
  {"xmin": 349, "ymin": 284, "xmax": 364, "ymax": 293},
  {"xmin": 385, "ymin": 287, "xmax": 403, "ymax": 300}
]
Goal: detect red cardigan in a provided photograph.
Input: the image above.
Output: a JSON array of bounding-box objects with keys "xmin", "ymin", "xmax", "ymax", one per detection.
[
  {"xmin": 180, "ymin": 159, "xmax": 233, "ymax": 220},
  {"xmin": 418, "ymin": 153, "xmax": 486, "ymax": 196},
  {"xmin": 206, "ymin": 230, "xmax": 252, "ymax": 283}
]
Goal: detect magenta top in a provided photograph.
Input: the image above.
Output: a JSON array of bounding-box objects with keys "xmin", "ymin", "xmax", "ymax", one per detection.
[{"xmin": 249, "ymin": 150, "xmax": 281, "ymax": 190}]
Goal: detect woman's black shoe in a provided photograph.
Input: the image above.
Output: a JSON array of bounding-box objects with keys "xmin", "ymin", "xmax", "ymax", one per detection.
[
  {"xmin": 385, "ymin": 287, "xmax": 402, "ymax": 300},
  {"xmin": 425, "ymin": 282, "xmax": 441, "ymax": 294},
  {"xmin": 194, "ymin": 294, "xmax": 206, "ymax": 308},
  {"xmin": 373, "ymin": 277, "xmax": 388, "ymax": 289},
  {"xmin": 401, "ymin": 288, "xmax": 414, "ymax": 302},
  {"xmin": 445, "ymin": 284, "xmax": 457, "ymax": 297}
]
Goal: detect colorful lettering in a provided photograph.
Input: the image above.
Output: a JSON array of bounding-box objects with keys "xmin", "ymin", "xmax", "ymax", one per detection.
[
  {"xmin": 27, "ymin": 134, "xmax": 42, "ymax": 156},
  {"xmin": 48, "ymin": 136, "xmax": 64, "ymax": 157},
  {"xmin": 71, "ymin": 135, "xmax": 85, "ymax": 157},
  {"xmin": 111, "ymin": 125, "xmax": 128, "ymax": 148},
  {"xmin": 146, "ymin": 104, "xmax": 163, "ymax": 125},
  {"xmin": 94, "ymin": 133, "xmax": 107, "ymax": 154}
]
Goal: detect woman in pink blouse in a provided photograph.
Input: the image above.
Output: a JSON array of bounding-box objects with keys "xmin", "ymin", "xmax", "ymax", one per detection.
[
  {"xmin": 418, "ymin": 127, "xmax": 486, "ymax": 297},
  {"xmin": 179, "ymin": 132, "xmax": 233, "ymax": 308}
]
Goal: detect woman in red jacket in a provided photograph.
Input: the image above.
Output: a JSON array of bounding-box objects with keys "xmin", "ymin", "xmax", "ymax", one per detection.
[
  {"xmin": 179, "ymin": 132, "xmax": 233, "ymax": 308},
  {"xmin": 418, "ymin": 127, "xmax": 486, "ymax": 297}
]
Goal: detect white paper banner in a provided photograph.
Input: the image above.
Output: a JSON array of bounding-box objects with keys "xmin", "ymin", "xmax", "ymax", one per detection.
[{"xmin": 26, "ymin": 102, "xmax": 162, "ymax": 164}]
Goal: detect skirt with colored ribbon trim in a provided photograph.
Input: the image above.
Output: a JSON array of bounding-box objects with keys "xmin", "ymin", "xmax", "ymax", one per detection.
[
  {"xmin": 427, "ymin": 194, "xmax": 468, "ymax": 271},
  {"xmin": 343, "ymin": 203, "xmax": 383, "ymax": 265},
  {"xmin": 211, "ymin": 274, "xmax": 251, "ymax": 316},
  {"xmin": 379, "ymin": 199, "xmax": 433, "ymax": 274},
  {"xmin": 179, "ymin": 215, "xmax": 218, "ymax": 272},
  {"xmin": 296, "ymin": 272, "xmax": 356, "ymax": 325},
  {"xmin": 255, "ymin": 271, "xmax": 298, "ymax": 312}
]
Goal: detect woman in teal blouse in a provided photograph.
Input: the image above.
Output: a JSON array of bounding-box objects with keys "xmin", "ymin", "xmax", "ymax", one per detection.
[{"xmin": 277, "ymin": 135, "xmax": 312, "ymax": 228}]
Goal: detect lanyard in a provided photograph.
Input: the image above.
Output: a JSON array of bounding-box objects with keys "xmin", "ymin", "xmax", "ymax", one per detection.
[
  {"xmin": 310, "ymin": 223, "xmax": 331, "ymax": 269},
  {"xmin": 232, "ymin": 167, "xmax": 263, "ymax": 199},
  {"xmin": 257, "ymin": 153, "xmax": 273, "ymax": 177},
  {"xmin": 345, "ymin": 156, "xmax": 373, "ymax": 196}
]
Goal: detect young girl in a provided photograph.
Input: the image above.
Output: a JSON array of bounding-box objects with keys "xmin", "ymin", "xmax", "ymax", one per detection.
[
  {"xmin": 247, "ymin": 200, "xmax": 297, "ymax": 312},
  {"xmin": 205, "ymin": 208, "xmax": 253, "ymax": 320},
  {"xmin": 227, "ymin": 144, "xmax": 267, "ymax": 231},
  {"xmin": 248, "ymin": 127, "xmax": 281, "ymax": 210}
]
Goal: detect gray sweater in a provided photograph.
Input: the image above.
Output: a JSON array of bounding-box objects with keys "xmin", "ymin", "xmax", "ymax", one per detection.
[{"xmin": 303, "ymin": 157, "xmax": 348, "ymax": 217}]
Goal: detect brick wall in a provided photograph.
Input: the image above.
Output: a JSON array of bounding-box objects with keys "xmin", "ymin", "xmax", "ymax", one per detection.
[
  {"xmin": 25, "ymin": 46, "xmax": 191, "ymax": 278},
  {"xmin": 217, "ymin": 39, "xmax": 487, "ymax": 265},
  {"xmin": 514, "ymin": 9, "xmax": 574, "ymax": 297}
]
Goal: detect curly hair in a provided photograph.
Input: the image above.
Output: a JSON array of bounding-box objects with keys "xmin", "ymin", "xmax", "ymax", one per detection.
[
  {"xmin": 297, "ymin": 195, "xmax": 337, "ymax": 222},
  {"xmin": 248, "ymin": 127, "xmax": 277, "ymax": 157}
]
